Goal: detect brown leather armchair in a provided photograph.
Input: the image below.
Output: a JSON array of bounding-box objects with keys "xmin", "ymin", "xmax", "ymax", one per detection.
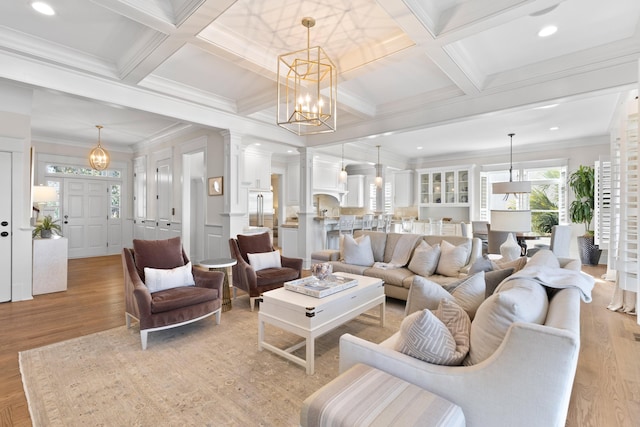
[
  {"xmin": 122, "ymin": 237, "xmax": 224, "ymax": 349},
  {"xmin": 229, "ymin": 232, "xmax": 302, "ymax": 311}
]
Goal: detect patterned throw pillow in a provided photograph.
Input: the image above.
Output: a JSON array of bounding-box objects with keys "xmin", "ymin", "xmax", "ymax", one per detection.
[
  {"xmin": 395, "ymin": 299, "xmax": 470, "ymax": 366},
  {"xmin": 408, "ymin": 241, "xmax": 441, "ymax": 277},
  {"xmin": 436, "ymin": 240, "xmax": 471, "ymax": 277}
]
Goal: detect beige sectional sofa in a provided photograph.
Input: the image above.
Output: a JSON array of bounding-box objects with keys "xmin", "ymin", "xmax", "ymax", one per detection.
[
  {"xmin": 332, "ymin": 250, "xmax": 593, "ymax": 427},
  {"xmin": 316, "ymin": 230, "xmax": 482, "ymax": 301}
]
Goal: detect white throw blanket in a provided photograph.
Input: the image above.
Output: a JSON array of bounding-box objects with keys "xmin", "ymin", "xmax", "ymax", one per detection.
[
  {"xmin": 372, "ymin": 234, "xmax": 421, "ymax": 270},
  {"xmin": 500, "ymin": 264, "xmax": 595, "ymax": 302}
]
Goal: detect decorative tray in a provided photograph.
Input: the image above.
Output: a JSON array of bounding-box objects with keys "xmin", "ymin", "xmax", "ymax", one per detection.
[{"xmin": 284, "ymin": 275, "xmax": 358, "ymax": 298}]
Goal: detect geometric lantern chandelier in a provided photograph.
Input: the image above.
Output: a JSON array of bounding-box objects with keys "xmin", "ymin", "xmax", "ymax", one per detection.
[
  {"xmin": 88, "ymin": 125, "xmax": 110, "ymax": 171},
  {"xmin": 277, "ymin": 17, "xmax": 337, "ymax": 135},
  {"xmin": 492, "ymin": 133, "xmax": 531, "ymax": 197}
]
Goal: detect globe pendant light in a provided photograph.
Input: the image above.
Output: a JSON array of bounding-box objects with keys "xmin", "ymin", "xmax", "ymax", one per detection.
[{"xmin": 89, "ymin": 125, "xmax": 110, "ymax": 171}]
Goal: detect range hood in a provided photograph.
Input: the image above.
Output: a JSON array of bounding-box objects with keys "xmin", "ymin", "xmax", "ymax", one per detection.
[{"xmin": 312, "ymin": 190, "xmax": 347, "ymax": 203}]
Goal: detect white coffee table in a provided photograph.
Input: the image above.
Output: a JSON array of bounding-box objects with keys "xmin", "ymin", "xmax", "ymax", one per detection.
[{"xmin": 258, "ymin": 272, "xmax": 385, "ymax": 375}]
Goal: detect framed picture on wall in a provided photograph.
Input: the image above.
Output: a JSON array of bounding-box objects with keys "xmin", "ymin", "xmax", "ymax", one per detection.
[{"xmin": 208, "ymin": 176, "xmax": 223, "ymax": 196}]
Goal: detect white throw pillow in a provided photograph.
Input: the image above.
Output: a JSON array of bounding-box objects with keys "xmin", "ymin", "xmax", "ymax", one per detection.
[
  {"xmin": 247, "ymin": 251, "xmax": 282, "ymax": 271},
  {"xmin": 405, "ymin": 276, "xmax": 451, "ymax": 315},
  {"xmin": 526, "ymin": 249, "xmax": 561, "ymax": 269},
  {"xmin": 465, "ymin": 279, "xmax": 549, "ymax": 365},
  {"xmin": 406, "ymin": 273, "xmax": 485, "ymax": 320},
  {"xmin": 144, "ymin": 262, "xmax": 195, "ymax": 293},
  {"xmin": 408, "ymin": 241, "xmax": 441, "ymax": 277},
  {"xmin": 395, "ymin": 299, "xmax": 470, "ymax": 366},
  {"xmin": 436, "ymin": 240, "xmax": 471, "ymax": 277},
  {"xmin": 343, "ymin": 234, "xmax": 375, "ymax": 266},
  {"xmin": 491, "ymin": 256, "xmax": 527, "ymax": 273}
]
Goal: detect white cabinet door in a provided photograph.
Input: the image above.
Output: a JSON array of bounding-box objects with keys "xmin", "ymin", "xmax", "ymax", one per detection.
[
  {"xmin": 345, "ymin": 175, "xmax": 364, "ymax": 207},
  {"xmin": 245, "ymin": 149, "xmax": 272, "ymax": 191},
  {"xmin": 393, "ymin": 170, "xmax": 414, "ymax": 207}
]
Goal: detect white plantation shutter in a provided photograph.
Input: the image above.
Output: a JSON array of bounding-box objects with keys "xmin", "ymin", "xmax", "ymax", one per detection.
[
  {"xmin": 595, "ymin": 158, "xmax": 612, "ymax": 248},
  {"xmin": 614, "ymin": 111, "xmax": 639, "ymax": 292}
]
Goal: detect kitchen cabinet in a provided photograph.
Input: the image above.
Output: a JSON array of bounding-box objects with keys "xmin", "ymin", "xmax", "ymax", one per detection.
[
  {"xmin": 393, "ymin": 170, "xmax": 414, "ymax": 207},
  {"xmin": 345, "ymin": 175, "xmax": 365, "ymax": 207},
  {"xmin": 245, "ymin": 149, "xmax": 272, "ymax": 191},
  {"xmin": 418, "ymin": 166, "xmax": 472, "ymax": 206}
]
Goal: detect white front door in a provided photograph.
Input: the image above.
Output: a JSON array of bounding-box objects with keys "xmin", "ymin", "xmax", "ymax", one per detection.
[
  {"xmin": 64, "ymin": 179, "xmax": 109, "ymax": 258},
  {"xmin": 0, "ymin": 152, "xmax": 11, "ymax": 302}
]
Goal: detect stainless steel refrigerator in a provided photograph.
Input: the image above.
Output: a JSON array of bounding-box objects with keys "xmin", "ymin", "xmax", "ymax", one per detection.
[{"xmin": 249, "ymin": 191, "xmax": 274, "ymax": 229}]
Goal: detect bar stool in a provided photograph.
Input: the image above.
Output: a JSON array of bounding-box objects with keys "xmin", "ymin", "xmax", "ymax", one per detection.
[
  {"xmin": 361, "ymin": 213, "xmax": 374, "ymax": 231},
  {"xmin": 325, "ymin": 215, "xmax": 355, "ymax": 249}
]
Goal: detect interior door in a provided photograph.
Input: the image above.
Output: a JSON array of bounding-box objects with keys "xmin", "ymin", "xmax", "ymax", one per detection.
[
  {"xmin": 0, "ymin": 152, "xmax": 11, "ymax": 302},
  {"xmin": 64, "ymin": 179, "xmax": 108, "ymax": 258},
  {"xmin": 133, "ymin": 156, "xmax": 146, "ymax": 239}
]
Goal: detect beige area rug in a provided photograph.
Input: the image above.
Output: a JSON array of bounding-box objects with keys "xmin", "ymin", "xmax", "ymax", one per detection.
[{"xmin": 20, "ymin": 296, "xmax": 405, "ymax": 426}]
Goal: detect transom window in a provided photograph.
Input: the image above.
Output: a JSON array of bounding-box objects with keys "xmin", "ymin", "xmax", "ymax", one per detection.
[{"xmin": 46, "ymin": 164, "xmax": 121, "ymax": 178}]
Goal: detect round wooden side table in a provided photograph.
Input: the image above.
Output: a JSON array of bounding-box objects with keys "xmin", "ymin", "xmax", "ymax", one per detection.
[{"xmin": 198, "ymin": 258, "xmax": 237, "ymax": 312}]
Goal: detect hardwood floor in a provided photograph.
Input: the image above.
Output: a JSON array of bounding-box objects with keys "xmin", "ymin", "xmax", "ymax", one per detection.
[{"xmin": 0, "ymin": 257, "xmax": 638, "ymax": 426}]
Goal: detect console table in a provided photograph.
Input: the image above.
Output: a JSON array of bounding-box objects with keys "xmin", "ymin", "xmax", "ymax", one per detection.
[{"xmin": 32, "ymin": 237, "xmax": 68, "ymax": 295}]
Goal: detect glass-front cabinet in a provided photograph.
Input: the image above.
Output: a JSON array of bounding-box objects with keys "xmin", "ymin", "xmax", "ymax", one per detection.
[{"xmin": 418, "ymin": 166, "xmax": 472, "ymax": 206}]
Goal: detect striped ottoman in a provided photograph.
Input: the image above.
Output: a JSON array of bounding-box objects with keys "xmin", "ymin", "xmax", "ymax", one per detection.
[{"xmin": 301, "ymin": 363, "xmax": 465, "ymax": 427}]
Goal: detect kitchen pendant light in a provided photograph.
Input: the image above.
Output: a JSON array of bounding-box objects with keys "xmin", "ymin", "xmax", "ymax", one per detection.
[
  {"xmin": 339, "ymin": 144, "xmax": 348, "ymax": 183},
  {"xmin": 89, "ymin": 125, "xmax": 110, "ymax": 171},
  {"xmin": 375, "ymin": 145, "xmax": 383, "ymax": 188}
]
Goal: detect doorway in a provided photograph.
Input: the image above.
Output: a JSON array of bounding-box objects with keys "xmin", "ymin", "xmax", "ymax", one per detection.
[
  {"xmin": 182, "ymin": 151, "xmax": 205, "ymax": 261},
  {"xmin": 0, "ymin": 152, "xmax": 11, "ymax": 302}
]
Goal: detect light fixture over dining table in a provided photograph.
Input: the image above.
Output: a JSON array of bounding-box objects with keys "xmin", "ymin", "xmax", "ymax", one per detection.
[{"xmin": 492, "ymin": 133, "xmax": 531, "ymax": 197}]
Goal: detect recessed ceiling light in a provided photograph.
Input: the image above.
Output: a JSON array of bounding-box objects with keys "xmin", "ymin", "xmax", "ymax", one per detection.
[
  {"xmin": 534, "ymin": 103, "xmax": 558, "ymax": 110},
  {"xmin": 287, "ymin": 150, "xmax": 293, "ymax": 153},
  {"xmin": 31, "ymin": 1, "xmax": 55, "ymax": 15},
  {"xmin": 550, "ymin": 126, "xmax": 559, "ymax": 131},
  {"xmin": 417, "ymin": 146, "xmax": 423, "ymax": 150},
  {"xmin": 538, "ymin": 25, "xmax": 558, "ymax": 37}
]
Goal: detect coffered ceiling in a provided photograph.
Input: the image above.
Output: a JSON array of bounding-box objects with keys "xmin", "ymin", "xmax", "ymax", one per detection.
[{"xmin": 0, "ymin": 0, "xmax": 638, "ymax": 166}]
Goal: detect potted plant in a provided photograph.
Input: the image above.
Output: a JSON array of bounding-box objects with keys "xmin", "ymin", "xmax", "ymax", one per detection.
[
  {"xmin": 568, "ymin": 165, "xmax": 601, "ymax": 265},
  {"xmin": 33, "ymin": 215, "xmax": 62, "ymax": 239}
]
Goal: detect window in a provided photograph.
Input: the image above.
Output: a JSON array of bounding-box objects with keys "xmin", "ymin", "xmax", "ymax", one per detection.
[
  {"xmin": 111, "ymin": 184, "xmax": 121, "ymax": 219},
  {"xmin": 524, "ymin": 167, "xmax": 566, "ymax": 234},
  {"xmin": 368, "ymin": 180, "xmax": 393, "ymax": 213},
  {"xmin": 481, "ymin": 164, "xmax": 567, "ymax": 233},
  {"xmin": 46, "ymin": 164, "xmax": 121, "ymax": 178}
]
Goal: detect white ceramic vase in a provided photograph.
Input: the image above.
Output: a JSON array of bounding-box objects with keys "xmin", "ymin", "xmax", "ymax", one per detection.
[{"xmin": 500, "ymin": 233, "xmax": 521, "ymax": 261}]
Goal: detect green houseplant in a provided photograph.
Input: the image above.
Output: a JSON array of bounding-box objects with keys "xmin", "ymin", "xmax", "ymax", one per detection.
[
  {"xmin": 568, "ymin": 165, "xmax": 601, "ymax": 265},
  {"xmin": 33, "ymin": 215, "xmax": 62, "ymax": 239}
]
